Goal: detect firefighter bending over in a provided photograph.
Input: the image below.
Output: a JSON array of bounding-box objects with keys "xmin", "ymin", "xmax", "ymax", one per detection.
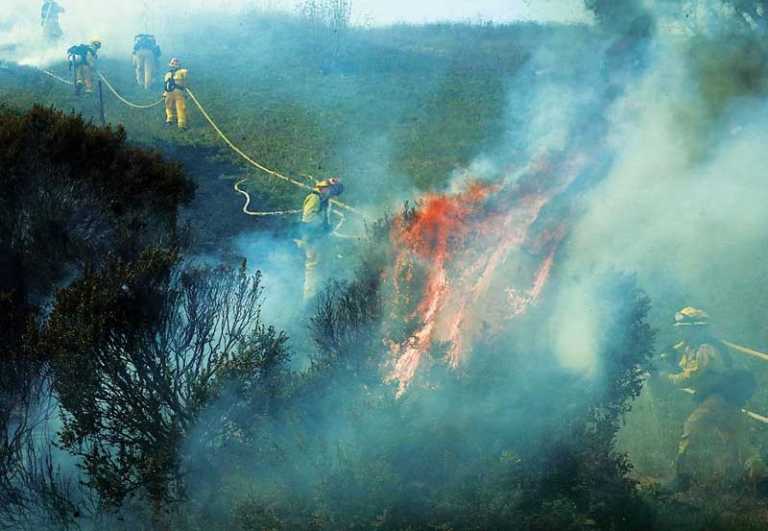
[
  {"xmin": 132, "ymin": 34, "xmax": 161, "ymax": 89},
  {"xmin": 662, "ymin": 307, "xmax": 763, "ymax": 490},
  {"xmin": 67, "ymin": 40, "xmax": 101, "ymax": 95},
  {"xmin": 298, "ymin": 178, "xmax": 344, "ymax": 302},
  {"xmin": 41, "ymin": 1, "xmax": 65, "ymax": 42},
  {"xmin": 163, "ymin": 58, "xmax": 188, "ymax": 129}
]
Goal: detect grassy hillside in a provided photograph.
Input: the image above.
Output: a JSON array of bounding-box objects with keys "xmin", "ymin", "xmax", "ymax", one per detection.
[{"xmin": 0, "ymin": 16, "xmax": 593, "ymax": 244}]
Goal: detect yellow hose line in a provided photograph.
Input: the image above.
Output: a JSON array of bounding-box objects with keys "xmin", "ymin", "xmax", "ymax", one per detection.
[
  {"xmin": 31, "ymin": 66, "xmax": 366, "ymax": 222},
  {"xmin": 234, "ymin": 178, "xmax": 302, "ymax": 217},
  {"xmin": 98, "ymin": 72, "xmax": 163, "ymax": 109},
  {"xmin": 744, "ymin": 410, "xmax": 768, "ymax": 425},
  {"xmin": 41, "ymin": 69, "xmax": 74, "ymax": 86},
  {"xmin": 723, "ymin": 341, "xmax": 768, "ymax": 363},
  {"xmin": 185, "ymin": 88, "xmax": 365, "ymax": 219}
]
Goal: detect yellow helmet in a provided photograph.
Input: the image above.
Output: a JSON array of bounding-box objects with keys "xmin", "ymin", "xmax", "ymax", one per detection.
[
  {"xmin": 674, "ymin": 306, "xmax": 710, "ymax": 327},
  {"xmin": 315, "ymin": 177, "xmax": 344, "ymax": 196},
  {"xmin": 169, "ymin": 57, "xmax": 181, "ymax": 68}
]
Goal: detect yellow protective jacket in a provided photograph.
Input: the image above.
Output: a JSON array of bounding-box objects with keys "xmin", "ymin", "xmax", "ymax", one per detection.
[
  {"xmin": 163, "ymin": 68, "xmax": 188, "ymax": 93},
  {"xmin": 668, "ymin": 341, "xmax": 728, "ymax": 386},
  {"xmin": 301, "ymin": 191, "xmax": 334, "ymax": 241},
  {"xmin": 302, "ymin": 192, "xmax": 330, "ymax": 225}
]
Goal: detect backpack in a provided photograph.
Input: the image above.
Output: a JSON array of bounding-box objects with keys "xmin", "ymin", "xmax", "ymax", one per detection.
[
  {"xmin": 67, "ymin": 45, "xmax": 91, "ymax": 68},
  {"xmin": 694, "ymin": 368, "xmax": 756, "ymax": 406},
  {"xmin": 134, "ymin": 34, "xmax": 161, "ymax": 57},
  {"xmin": 693, "ymin": 340, "xmax": 755, "ymax": 406},
  {"xmin": 164, "ymin": 71, "xmax": 180, "ymax": 92},
  {"xmin": 300, "ymin": 192, "xmax": 333, "ymax": 238}
]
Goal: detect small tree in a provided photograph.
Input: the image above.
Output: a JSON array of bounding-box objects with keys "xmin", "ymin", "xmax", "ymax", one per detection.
[
  {"xmin": 46, "ymin": 255, "xmax": 284, "ymax": 515},
  {"xmin": 584, "ymin": 0, "xmax": 654, "ymax": 37},
  {"xmin": 297, "ymin": 0, "xmax": 352, "ymax": 61},
  {"xmin": 0, "ymin": 104, "xmax": 193, "ymax": 529}
]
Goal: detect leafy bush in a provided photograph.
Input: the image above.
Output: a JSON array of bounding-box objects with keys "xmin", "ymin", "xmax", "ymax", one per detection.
[{"xmin": 0, "ymin": 104, "xmax": 193, "ymax": 527}]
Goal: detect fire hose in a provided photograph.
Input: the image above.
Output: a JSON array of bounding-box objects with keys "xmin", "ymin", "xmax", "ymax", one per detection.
[
  {"xmin": 659, "ymin": 341, "xmax": 768, "ymax": 425},
  {"xmin": 98, "ymin": 72, "xmax": 163, "ymax": 109},
  {"xmin": 40, "ymin": 68, "xmax": 73, "ymax": 86},
  {"xmin": 26, "ymin": 66, "xmax": 368, "ymax": 224},
  {"xmin": 185, "ymin": 88, "xmax": 366, "ymax": 219},
  {"xmin": 679, "ymin": 388, "xmax": 768, "ymax": 425},
  {"xmin": 724, "ymin": 341, "xmax": 768, "ymax": 364}
]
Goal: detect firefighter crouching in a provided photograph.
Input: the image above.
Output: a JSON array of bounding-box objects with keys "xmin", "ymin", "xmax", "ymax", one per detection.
[
  {"xmin": 163, "ymin": 58, "xmax": 188, "ymax": 129},
  {"xmin": 132, "ymin": 34, "xmax": 161, "ymax": 90},
  {"xmin": 298, "ymin": 178, "xmax": 344, "ymax": 302},
  {"xmin": 67, "ymin": 39, "xmax": 101, "ymax": 95},
  {"xmin": 661, "ymin": 307, "xmax": 764, "ymax": 491}
]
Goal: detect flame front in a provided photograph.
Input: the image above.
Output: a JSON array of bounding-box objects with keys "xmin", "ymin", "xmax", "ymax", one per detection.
[{"xmin": 387, "ymin": 153, "xmax": 587, "ymax": 395}]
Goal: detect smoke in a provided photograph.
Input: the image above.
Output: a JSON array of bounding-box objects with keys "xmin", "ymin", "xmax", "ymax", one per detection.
[
  {"xmin": 1, "ymin": 0, "xmax": 592, "ymax": 68},
  {"xmin": 1, "ymin": 0, "xmax": 258, "ymax": 66},
  {"xmin": 5, "ymin": 1, "xmax": 768, "ymax": 527},
  {"xmin": 551, "ymin": 279, "xmax": 600, "ymax": 373},
  {"xmin": 562, "ymin": 35, "xmax": 768, "ymax": 345}
]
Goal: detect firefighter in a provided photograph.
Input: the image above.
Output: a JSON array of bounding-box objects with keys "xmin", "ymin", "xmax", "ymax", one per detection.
[
  {"xmin": 132, "ymin": 34, "xmax": 161, "ymax": 89},
  {"xmin": 163, "ymin": 58, "xmax": 188, "ymax": 129},
  {"xmin": 67, "ymin": 39, "xmax": 101, "ymax": 95},
  {"xmin": 41, "ymin": 1, "xmax": 65, "ymax": 43},
  {"xmin": 662, "ymin": 307, "xmax": 763, "ymax": 490},
  {"xmin": 298, "ymin": 178, "xmax": 344, "ymax": 302}
]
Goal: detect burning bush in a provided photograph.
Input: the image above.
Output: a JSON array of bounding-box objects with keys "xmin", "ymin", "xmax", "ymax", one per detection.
[{"xmin": 188, "ymin": 171, "xmax": 657, "ymax": 530}]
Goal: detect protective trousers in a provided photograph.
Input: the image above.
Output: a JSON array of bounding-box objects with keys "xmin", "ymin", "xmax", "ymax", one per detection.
[
  {"xmin": 74, "ymin": 64, "xmax": 93, "ymax": 93},
  {"xmin": 133, "ymin": 49, "xmax": 156, "ymax": 89},
  {"xmin": 164, "ymin": 90, "xmax": 187, "ymax": 129},
  {"xmin": 676, "ymin": 395, "xmax": 757, "ymax": 487},
  {"xmin": 303, "ymin": 241, "xmax": 320, "ymax": 302}
]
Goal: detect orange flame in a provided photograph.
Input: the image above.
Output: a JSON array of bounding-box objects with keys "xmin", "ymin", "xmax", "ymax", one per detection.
[{"xmin": 387, "ymin": 154, "xmax": 587, "ymax": 395}]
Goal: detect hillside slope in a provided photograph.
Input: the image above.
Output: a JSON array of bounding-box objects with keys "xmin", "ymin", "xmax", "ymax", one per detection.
[{"xmin": 0, "ymin": 16, "xmax": 594, "ymax": 245}]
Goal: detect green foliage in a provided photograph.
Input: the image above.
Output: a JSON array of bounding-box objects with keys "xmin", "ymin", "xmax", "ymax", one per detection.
[
  {"xmin": 0, "ymin": 105, "xmax": 192, "ymax": 215},
  {"xmin": 178, "ymin": 222, "xmax": 657, "ymax": 530},
  {"xmin": 687, "ymin": 34, "xmax": 768, "ymax": 117},
  {"xmin": 672, "ymin": 32, "xmax": 768, "ymax": 160},
  {"xmin": 0, "ymin": 19, "xmax": 539, "ymax": 222},
  {"xmin": 0, "ymin": 104, "xmax": 192, "ymax": 320},
  {"xmin": 392, "ymin": 62, "xmax": 508, "ymax": 190},
  {"xmin": 584, "ymin": 0, "xmax": 655, "ymax": 37},
  {"xmin": 46, "ymin": 258, "xmax": 285, "ymax": 510},
  {"xmin": 0, "ymin": 16, "xmax": 714, "ymax": 530},
  {"xmin": 0, "ymin": 104, "xmax": 193, "ymax": 525}
]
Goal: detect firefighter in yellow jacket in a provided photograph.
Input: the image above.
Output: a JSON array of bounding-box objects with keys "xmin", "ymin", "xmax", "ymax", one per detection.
[
  {"xmin": 132, "ymin": 34, "xmax": 161, "ymax": 89},
  {"xmin": 663, "ymin": 307, "xmax": 763, "ymax": 490},
  {"xmin": 163, "ymin": 58, "xmax": 188, "ymax": 129},
  {"xmin": 67, "ymin": 40, "xmax": 100, "ymax": 95},
  {"xmin": 298, "ymin": 178, "xmax": 344, "ymax": 302}
]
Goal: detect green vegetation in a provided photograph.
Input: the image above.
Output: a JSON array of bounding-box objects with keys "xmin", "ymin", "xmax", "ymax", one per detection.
[
  {"xmin": 0, "ymin": 103, "xmax": 660, "ymax": 530},
  {"xmin": 3, "ymin": 5, "xmax": 768, "ymax": 529},
  {"xmin": 0, "ymin": 18, "xmax": 561, "ymax": 244},
  {"xmin": 0, "ymin": 104, "xmax": 193, "ymax": 528}
]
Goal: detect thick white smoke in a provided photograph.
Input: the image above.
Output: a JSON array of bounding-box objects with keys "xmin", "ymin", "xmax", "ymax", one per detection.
[
  {"xmin": 1, "ymin": 0, "xmax": 592, "ymax": 67},
  {"xmin": 563, "ymin": 36, "xmax": 768, "ymax": 345}
]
